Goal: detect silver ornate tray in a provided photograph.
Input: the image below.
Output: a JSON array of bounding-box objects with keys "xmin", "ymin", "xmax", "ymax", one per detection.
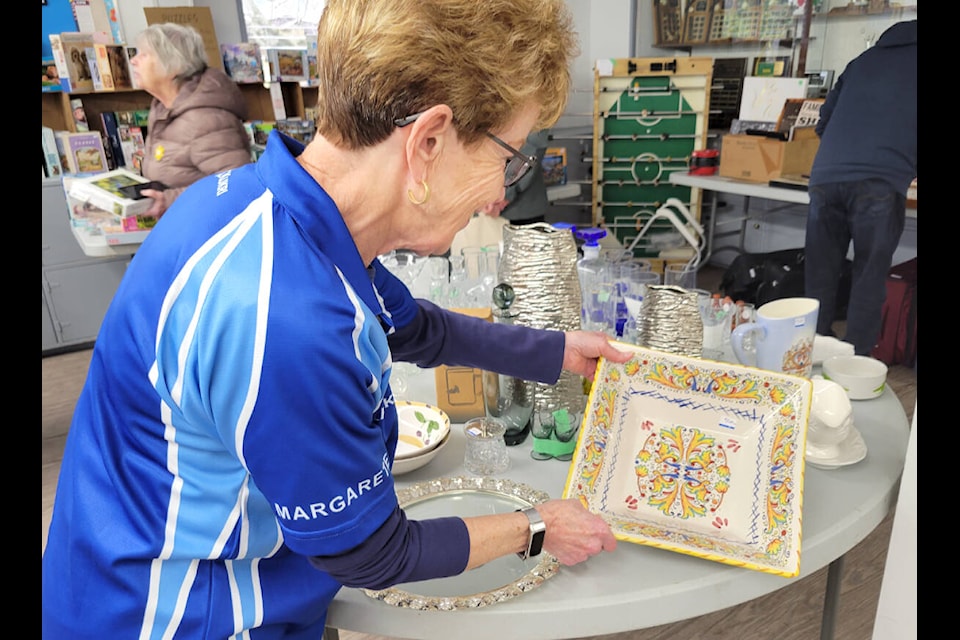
[{"xmin": 362, "ymin": 476, "xmax": 560, "ymax": 610}]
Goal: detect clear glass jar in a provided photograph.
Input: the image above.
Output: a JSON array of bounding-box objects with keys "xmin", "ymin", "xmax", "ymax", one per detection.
[{"xmin": 463, "ymin": 417, "xmax": 510, "ymax": 476}]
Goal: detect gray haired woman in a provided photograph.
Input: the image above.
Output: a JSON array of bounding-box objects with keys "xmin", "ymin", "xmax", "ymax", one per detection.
[{"xmin": 128, "ymin": 23, "xmax": 251, "ymax": 218}]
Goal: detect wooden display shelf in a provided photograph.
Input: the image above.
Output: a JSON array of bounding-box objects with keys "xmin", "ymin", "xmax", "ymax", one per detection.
[{"xmin": 42, "ymin": 81, "xmax": 309, "ymax": 133}]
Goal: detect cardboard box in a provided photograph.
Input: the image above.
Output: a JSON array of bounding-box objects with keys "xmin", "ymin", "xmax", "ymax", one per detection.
[
  {"xmin": 433, "ymin": 308, "xmax": 492, "ymax": 422},
  {"xmin": 718, "ymin": 133, "xmax": 820, "ymax": 183}
]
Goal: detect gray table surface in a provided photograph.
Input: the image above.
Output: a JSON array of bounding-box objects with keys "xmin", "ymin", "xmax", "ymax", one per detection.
[{"xmin": 325, "ymin": 357, "xmax": 910, "ymax": 640}]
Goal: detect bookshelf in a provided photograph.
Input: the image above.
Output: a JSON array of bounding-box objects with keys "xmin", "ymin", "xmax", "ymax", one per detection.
[
  {"xmin": 41, "ymin": 81, "xmax": 310, "ymax": 134},
  {"xmin": 40, "ymin": 80, "xmax": 311, "ymax": 353}
]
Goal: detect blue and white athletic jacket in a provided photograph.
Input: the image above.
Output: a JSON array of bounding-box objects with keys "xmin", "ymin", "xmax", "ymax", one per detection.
[{"xmin": 42, "ymin": 130, "xmax": 565, "ymax": 639}]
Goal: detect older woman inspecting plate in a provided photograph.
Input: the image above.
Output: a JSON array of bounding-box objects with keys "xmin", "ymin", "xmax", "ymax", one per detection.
[{"xmin": 42, "ymin": 0, "xmax": 630, "ymax": 637}]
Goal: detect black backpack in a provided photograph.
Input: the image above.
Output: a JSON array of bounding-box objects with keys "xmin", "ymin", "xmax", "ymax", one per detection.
[{"xmin": 720, "ymin": 248, "xmax": 852, "ymax": 316}]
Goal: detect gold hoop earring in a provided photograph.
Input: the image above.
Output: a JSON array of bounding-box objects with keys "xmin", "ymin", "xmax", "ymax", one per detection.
[{"xmin": 407, "ymin": 180, "xmax": 430, "ymax": 205}]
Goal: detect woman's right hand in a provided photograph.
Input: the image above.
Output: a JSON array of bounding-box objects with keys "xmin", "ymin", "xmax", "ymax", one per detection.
[
  {"xmin": 537, "ymin": 498, "xmax": 617, "ymax": 565},
  {"xmin": 478, "ymin": 198, "xmax": 509, "ymax": 217}
]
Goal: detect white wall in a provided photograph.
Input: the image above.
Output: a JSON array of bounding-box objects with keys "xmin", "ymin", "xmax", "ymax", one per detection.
[
  {"xmin": 872, "ymin": 406, "xmax": 917, "ymax": 640},
  {"xmin": 115, "ymin": 0, "xmax": 242, "ymax": 51}
]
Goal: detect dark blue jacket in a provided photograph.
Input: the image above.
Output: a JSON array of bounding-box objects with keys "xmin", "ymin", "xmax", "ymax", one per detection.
[{"xmin": 809, "ymin": 19, "xmax": 917, "ymax": 193}]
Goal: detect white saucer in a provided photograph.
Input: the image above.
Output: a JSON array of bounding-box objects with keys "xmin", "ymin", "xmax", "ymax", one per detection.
[{"xmin": 806, "ymin": 425, "xmax": 867, "ymax": 469}]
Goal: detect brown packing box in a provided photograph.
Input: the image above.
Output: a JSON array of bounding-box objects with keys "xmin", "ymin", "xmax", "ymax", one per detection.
[
  {"xmin": 718, "ymin": 132, "xmax": 820, "ymax": 183},
  {"xmin": 432, "ymin": 307, "xmax": 492, "ymax": 422}
]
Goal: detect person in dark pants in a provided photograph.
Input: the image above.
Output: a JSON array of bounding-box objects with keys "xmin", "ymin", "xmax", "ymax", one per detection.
[
  {"xmin": 804, "ymin": 19, "xmax": 917, "ymax": 356},
  {"xmin": 480, "ymin": 129, "xmax": 551, "ymax": 225}
]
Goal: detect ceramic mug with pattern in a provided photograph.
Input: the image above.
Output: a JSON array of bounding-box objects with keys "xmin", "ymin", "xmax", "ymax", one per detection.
[{"xmin": 729, "ymin": 297, "xmax": 819, "ymax": 378}]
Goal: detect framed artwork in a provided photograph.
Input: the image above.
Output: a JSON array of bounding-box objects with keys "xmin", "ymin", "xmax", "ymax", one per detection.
[
  {"xmin": 653, "ymin": 0, "xmax": 684, "ymax": 46},
  {"xmin": 739, "ymin": 76, "xmax": 808, "ymax": 122},
  {"xmin": 753, "ymin": 55, "xmax": 792, "ymax": 77}
]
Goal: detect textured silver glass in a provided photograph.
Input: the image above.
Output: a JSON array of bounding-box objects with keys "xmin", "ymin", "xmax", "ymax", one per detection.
[
  {"xmin": 636, "ymin": 285, "xmax": 703, "ymax": 357},
  {"xmin": 498, "ymin": 223, "xmax": 585, "ymax": 418}
]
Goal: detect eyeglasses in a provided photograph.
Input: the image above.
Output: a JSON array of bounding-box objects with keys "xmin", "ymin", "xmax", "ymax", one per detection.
[{"xmin": 394, "ymin": 112, "xmax": 536, "ymax": 187}]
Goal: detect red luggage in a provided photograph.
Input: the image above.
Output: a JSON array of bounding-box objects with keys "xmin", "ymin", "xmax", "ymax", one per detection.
[{"xmin": 871, "ymin": 258, "xmax": 917, "ymax": 367}]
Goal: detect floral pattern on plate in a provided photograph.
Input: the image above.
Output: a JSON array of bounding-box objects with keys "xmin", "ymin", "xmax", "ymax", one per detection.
[
  {"xmin": 564, "ymin": 343, "xmax": 813, "ymax": 577},
  {"xmin": 395, "ymin": 401, "xmax": 451, "ymax": 460}
]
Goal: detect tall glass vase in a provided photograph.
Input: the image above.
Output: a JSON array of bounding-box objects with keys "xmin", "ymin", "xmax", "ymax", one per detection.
[{"xmin": 498, "ymin": 223, "xmax": 585, "ymax": 421}]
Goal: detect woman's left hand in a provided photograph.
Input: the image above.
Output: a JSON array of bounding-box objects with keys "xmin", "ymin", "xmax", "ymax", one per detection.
[
  {"xmin": 561, "ymin": 331, "xmax": 632, "ymax": 381},
  {"xmin": 141, "ymin": 189, "xmax": 168, "ymax": 219}
]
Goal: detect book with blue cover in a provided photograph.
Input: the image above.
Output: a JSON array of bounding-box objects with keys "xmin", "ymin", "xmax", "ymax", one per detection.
[
  {"xmin": 42, "ymin": 127, "xmax": 64, "ymax": 178},
  {"xmin": 99, "ymin": 111, "xmax": 124, "ymax": 170}
]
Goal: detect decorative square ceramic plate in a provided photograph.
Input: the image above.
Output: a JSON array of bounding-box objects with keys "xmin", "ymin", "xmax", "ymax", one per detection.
[
  {"xmin": 363, "ymin": 476, "xmax": 559, "ymax": 609},
  {"xmin": 564, "ymin": 343, "xmax": 812, "ymax": 577}
]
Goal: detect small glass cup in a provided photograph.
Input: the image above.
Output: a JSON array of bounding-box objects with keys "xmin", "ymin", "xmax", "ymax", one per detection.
[
  {"xmin": 729, "ymin": 301, "xmax": 757, "ymax": 353},
  {"xmin": 463, "ymin": 417, "xmax": 510, "ymax": 475},
  {"xmin": 423, "ymin": 256, "xmax": 450, "ymax": 305},
  {"xmin": 698, "ymin": 292, "xmax": 732, "ymax": 360},
  {"xmin": 664, "ymin": 263, "xmax": 697, "ymax": 290},
  {"xmin": 621, "ymin": 271, "xmax": 662, "ymax": 345},
  {"xmin": 530, "ymin": 403, "xmax": 581, "ymax": 461}
]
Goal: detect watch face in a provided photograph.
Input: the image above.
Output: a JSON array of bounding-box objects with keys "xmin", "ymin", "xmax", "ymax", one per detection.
[
  {"xmin": 529, "ymin": 527, "xmax": 545, "ymax": 557},
  {"xmin": 519, "ymin": 507, "xmax": 547, "ymax": 558}
]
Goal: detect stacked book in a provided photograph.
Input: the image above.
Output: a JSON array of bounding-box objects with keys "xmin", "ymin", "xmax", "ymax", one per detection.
[{"xmin": 66, "ymin": 169, "xmax": 157, "ymax": 245}]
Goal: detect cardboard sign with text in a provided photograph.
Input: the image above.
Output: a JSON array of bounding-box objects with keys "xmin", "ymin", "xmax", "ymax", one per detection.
[
  {"xmin": 144, "ymin": 6, "xmax": 223, "ymax": 71},
  {"xmin": 433, "ymin": 308, "xmax": 492, "ymax": 422}
]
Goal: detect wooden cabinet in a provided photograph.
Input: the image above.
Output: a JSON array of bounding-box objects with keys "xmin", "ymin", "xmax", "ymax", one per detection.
[{"xmin": 41, "ymin": 81, "xmax": 310, "ymax": 133}]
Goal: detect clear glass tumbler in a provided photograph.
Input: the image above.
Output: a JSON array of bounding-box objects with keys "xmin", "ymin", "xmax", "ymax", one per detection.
[{"xmin": 664, "ymin": 262, "xmax": 698, "ymax": 290}]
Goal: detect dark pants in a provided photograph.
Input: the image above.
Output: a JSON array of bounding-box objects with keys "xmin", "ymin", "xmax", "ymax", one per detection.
[{"xmin": 804, "ymin": 178, "xmax": 906, "ymax": 355}]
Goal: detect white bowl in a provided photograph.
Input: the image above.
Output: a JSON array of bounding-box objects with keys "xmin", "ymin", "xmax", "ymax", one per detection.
[
  {"xmin": 392, "ymin": 431, "xmax": 450, "ymax": 475},
  {"xmin": 822, "ymin": 355, "xmax": 888, "ymax": 400},
  {"xmin": 395, "ymin": 401, "xmax": 451, "ymax": 460}
]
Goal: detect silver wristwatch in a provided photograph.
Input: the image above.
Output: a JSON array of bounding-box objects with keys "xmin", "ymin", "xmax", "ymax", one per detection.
[{"xmin": 516, "ymin": 507, "xmax": 546, "ymax": 561}]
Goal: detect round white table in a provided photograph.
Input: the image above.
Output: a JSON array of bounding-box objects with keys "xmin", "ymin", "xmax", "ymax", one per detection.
[{"xmin": 325, "ymin": 367, "xmax": 910, "ymax": 640}]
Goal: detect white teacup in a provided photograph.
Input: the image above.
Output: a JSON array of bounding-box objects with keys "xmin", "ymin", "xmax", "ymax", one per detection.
[
  {"xmin": 806, "ymin": 377, "xmax": 853, "ymax": 460},
  {"xmin": 730, "ymin": 297, "xmax": 819, "ymax": 377}
]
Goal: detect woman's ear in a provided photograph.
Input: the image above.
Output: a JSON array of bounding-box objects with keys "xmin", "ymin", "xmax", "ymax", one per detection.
[{"xmin": 402, "ymin": 105, "xmax": 455, "ymax": 173}]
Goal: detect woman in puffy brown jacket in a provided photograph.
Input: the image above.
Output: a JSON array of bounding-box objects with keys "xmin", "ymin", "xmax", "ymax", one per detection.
[{"xmin": 129, "ymin": 23, "xmax": 252, "ymax": 219}]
